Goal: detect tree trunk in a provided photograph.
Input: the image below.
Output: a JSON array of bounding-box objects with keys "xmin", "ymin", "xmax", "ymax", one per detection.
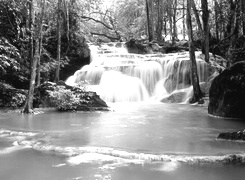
[
  {"xmin": 28, "ymin": 0, "xmax": 33, "ymax": 69},
  {"xmin": 191, "ymin": 0, "xmax": 202, "ymax": 32},
  {"xmin": 241, "ymin": 0, "xmax": 245, "ymax": 35},
  {"xmin": 219, "ymin": 0, "xmax": 225, "ymax": 39},
  {"xmin": 227, "ymin": 0, "xmax": 240, "ymax": 65},
  {"xmin": 23, "ymin": 0, "xmax": 42, "ymax": 113},
  {"xmin": 156, "ymin": 0, "xmax": 164, "ymax": 42},
  {"xmin": 201, "ymin": 0, "xmax": 209, "ymax": 62},
  {"xmin": 145, "ymin": 0, "xmax": 154, "ymax": 42},
  {"xmin": 163, "ymin": 17, "xmax": 167, "ymax": 36},
  {"xmin": 182, "ymin": 0, "xmax": 186, "ymax": 40},
  {"xmin": 55, "ymin": 0, "xmax": 62, "ymax": 83},
  {"xmin": 186, "ymin": 0, "xmax": 203, "ymax": 103},
  {"xmin": 172, "ymin": 0, "xmax": 178, "ymax": 44},
  {"xmin": 37, "ymin": 0, "xmax": 46, "ymax": 86},
  {"xmin": 214, "ymin": 0, "xmax": 219, "ymax": 40},
  {"xmin": 169, "ymin": 16, "xmax": 173, "ymax": 43}
]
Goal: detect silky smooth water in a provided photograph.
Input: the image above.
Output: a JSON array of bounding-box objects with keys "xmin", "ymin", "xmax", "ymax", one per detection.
[{"xmin": 1, "ymin": 103, "xmax": 245, "ymax": 180}]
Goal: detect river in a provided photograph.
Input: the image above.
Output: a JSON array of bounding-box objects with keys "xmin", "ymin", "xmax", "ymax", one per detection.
[{"xmin": 1, "ymin": 102, "xmax": 245, "ymax": 180}]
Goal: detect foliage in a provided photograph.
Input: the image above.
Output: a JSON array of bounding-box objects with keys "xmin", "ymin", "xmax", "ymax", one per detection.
[
  {"xmin": 44, "ymin": 82, "xmax": 92, "ymax": 111},
  {"xmin": 0, "ymin": 0, "xmax": 90, "ymax": 88},
  {"xmin": 47, "ymin": 86, "xmax": 85, "ymax": 111},
  {"xmin": 0, "ymin": 82, "xmax": 27, "ymax": 108},
  {"xmin": 0, "ymin": 38, "xmax": 21, "ymax": 75}
]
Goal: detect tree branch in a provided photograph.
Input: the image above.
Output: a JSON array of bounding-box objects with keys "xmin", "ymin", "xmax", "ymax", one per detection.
[{"xmin": 81, "ymin": 16, "xmax": 113, "ymax": 30}]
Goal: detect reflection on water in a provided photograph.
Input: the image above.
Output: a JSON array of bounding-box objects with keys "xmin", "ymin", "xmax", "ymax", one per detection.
[{"xmin": 1, "ymin": 103, "xmax": 245, "ymax": 180}]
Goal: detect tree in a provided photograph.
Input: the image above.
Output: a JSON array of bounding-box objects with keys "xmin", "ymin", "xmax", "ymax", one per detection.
[
  {"xmin": 182, "ymin": 0, "xmax": 186, "ymax": 40},
  {"xmin": 226, "ymin": 0, "xmax": 240, "ymax": 65},
  {"xmin": 23, "ymin": 0, "xmax": 44, "ymax": 113},
  {"xmin": 54, "ymin": 0, "xmax": 62, "ymax": 83},
  {"xmin": 201, "ymin": 0, "xmax": 209, "ymax": 62},
  {"xmin": 186, "ymin": 0, "xmax": 203, "ymax": 103},
  {"xmin": 156, "ymin": 0, "xmax": 164, "ymax": 42},
  {"xmin": 191, "ymin": 0, "xmax": 203, "ymax": 33},
  {"xmin": 145, "ymin": 0, "xmax": 154, "ymax": 41},
  {"xmin": 172, "ymin": 0, "xmax": 178, "ymax": 44},
  {"xmin": 240, "ymin": 0, "xmax": 245, "ymax": 34},
  {"xmin": 37, "ymin": 0, "xmax": 46, "ymax": 86},
  {"xmin": 214, "ymin": 0, "xmax": 219, "ymax": 40}
]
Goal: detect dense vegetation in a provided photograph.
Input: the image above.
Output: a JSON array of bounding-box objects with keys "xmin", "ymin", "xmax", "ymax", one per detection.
[{"xmin": 0, "ymin": 0, "xmax": 244, "ymax": 112}]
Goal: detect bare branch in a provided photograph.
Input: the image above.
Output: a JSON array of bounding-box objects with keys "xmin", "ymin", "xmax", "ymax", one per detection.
[{"xmin": 81, "ymin": 16, "xmax": 113, "ymax": 30}]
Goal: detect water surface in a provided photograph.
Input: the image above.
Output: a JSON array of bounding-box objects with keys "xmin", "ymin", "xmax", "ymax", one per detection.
[{"xmin": 1, "ymin": 103, "xmax": 245, "ymax": 180}]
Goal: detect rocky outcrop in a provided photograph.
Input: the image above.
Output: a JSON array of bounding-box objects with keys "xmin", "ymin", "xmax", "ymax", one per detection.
[
  {"xmin": 125, "ymin": 39, "xmax": 189, "ymax": 54},
  {"xmin": 36, "ymin": 81, "xmax": 108, "ymax": 111},
  {"xmin": 208, "ymin": 61, "xmax": 245, "ymax": 118},
  {"xmin": 59, "ymin": 36, "xmax": 90, "ymax": 81},
  {"xmin": 218, "ymin": 130, "xmax": 245, "ymax": 141}
]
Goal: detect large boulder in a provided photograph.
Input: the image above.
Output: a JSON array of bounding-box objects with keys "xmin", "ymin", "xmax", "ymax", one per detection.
[
  {"xmin": 125, "ymin": 39, "xmax": 153, "ymax": 54},
  {"xmin": 208, "ymin": 61, "xmax": 245, "ymax": 118},
  {"xmin": 36, "ymin": 81, "xmax": 108, "ymax": 111}
]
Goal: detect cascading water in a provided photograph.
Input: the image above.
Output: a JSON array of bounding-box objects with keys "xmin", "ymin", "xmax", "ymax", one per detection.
[{"xmin": 66, "ymin": 42, "xmax": 209, "ymax": 103}]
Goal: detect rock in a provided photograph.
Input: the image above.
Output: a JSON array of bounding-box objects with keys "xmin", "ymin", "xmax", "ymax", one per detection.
[
  {"xmin": 0, "ymin": 82, "xmax": 27, "ymax": 108},
  {"xmin": 125, "ymin": 39, "xmax": 153, "ymax": 54},
  {"xmin": 161, "ymin": 92, "xmax": 187, "ymax": 103},
  {"xmin": 59, "ymin": 36, "xmax": 90, "ymax": 81},
  {"xmin": 218, "ymin": 130, "xmax": 245, "ymax": 141},
  {"xmin": 35, "ymin": 81, "xmax": 108, "ymax": 111},
  {"xmin": 208, "ymin": 61, "xmax": 245, "ymax": 118}
]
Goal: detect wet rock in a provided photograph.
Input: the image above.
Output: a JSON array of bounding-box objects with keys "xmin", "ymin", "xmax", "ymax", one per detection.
[
  {"xmin": 208, "ymin": 61, "xmax": 245, "ymax": 118},
  {"xmin": 35, "ymin": 81, "xmax": 108, "ymax": 111},
  {"xmin": 125, "ymin": 39, "xmax": 152, "ymax": 54},
  {"xmin": 218, "ymin": 130, "xmax": 245, "ymax": 141},
  {"xmin": 59, "ymin": 36, "xmax": 90, "ymax": 81},
  {"xmin": 161, "ymin": 92, "xmax": 187, "ymax": 103}
]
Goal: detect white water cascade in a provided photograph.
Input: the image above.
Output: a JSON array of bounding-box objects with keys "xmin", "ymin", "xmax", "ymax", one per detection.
[{"xmin": 66, "ymin": 42, "xmax": 209, "ymax": 103}]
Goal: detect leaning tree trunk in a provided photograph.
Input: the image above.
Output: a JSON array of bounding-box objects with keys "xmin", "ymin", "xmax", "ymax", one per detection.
[
  {"xmin": 145, "ymin": 0, "xmax": 154, "ymax": 42},
  {"xmin": 201, "ymin": 0, "xmax": 209, "ymax": 62},
  {"xmin": 186, "ymin": 0, "xmax": 203, "ymax": 104},
  {"xmin": 54, "ymin": 0, "xmax": 62, "ymax": 83},
  {"xmin": 191, "ymin": 0, "xmax": 203, "ymax": 33}
]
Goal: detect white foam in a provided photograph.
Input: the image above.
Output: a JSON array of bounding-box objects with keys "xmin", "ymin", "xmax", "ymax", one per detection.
[
  {"xmin": 157, "ymin": 161, "xmax": 180, "ymax": 172},
  {"xmin": 67, "ymin": 153, "xmax": 118, "ymax": 165},
  {"xmin": 0, "ymin": 146, "xmax": 24, "ymax": 155}
]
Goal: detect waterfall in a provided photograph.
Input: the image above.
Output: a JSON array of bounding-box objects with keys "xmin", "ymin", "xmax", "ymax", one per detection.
[{"xmin": 66, "ymin": 42, "xmax": 209, "ymax": 103}]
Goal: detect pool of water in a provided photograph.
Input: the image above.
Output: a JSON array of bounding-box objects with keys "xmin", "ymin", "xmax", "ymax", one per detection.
[{"xmin": 1, "ymin": 102, "xmax": 245, "ymax": 180}]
